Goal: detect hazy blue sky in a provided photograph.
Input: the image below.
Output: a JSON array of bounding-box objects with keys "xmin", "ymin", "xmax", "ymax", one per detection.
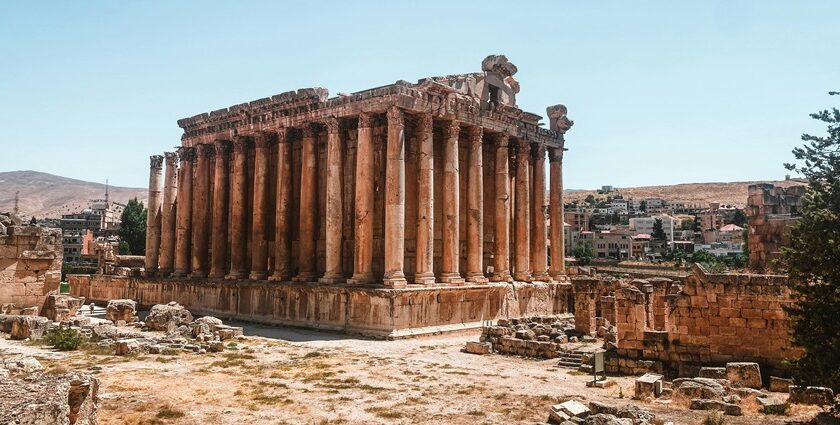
[{"xmin": 1, "ymin": 1, "xmax": 837, "ymax": 190}]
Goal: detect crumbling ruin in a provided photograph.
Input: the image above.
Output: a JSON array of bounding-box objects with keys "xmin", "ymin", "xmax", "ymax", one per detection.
[
  {"xmin": 747, "ymin": 183, "xmax": 804, "ymax": 272},
  {"xmin": 0, "ymin": 212, "xmax": 63, "ymax": 311}
]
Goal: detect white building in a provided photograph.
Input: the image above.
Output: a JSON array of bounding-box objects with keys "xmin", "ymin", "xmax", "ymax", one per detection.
[
  {"xmin": 629, "ymin": 214, "xmax": 679, "ymax": 242},
  {"xmin": 609, "ymin": 198, "xmax": 629, "ymax": 214}
]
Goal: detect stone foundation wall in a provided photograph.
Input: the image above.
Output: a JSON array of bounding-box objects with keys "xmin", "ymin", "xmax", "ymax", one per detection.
[
  {"xmin": 612, "ymin": 265, "xmax": 800, "ymax": 376},
  {"xmin": 68, "ymin": 274, "xmax": 572, "ymax": 338},
  {"xmin": 0, "ymin": 225, "xmax": 62, "ymax": 309}
]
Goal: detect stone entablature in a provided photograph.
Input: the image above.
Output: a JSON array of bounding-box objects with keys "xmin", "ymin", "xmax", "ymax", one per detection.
[{"xmin": 143, "ymin": 55, "xmax": 573, "ymax": 288}]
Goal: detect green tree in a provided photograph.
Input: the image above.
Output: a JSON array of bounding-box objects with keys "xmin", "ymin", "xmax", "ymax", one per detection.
[
  {"xmin": 118, "ymin": 198, "xmax": 147, "ymax": 255},
  {"xmin": 780, "ymin": 91, "xmax": 840, "ymax": 395},
  {"xmin": 584, "ymin": 194, "xmax": 596, "ymax": 205},
  {"xmin": 731, "ymin": 209, "xmax": 748, "ymax": 227},
  {"xmin": 639, "ymin": 200, "xmax": 647, "ymax": 212},
  {"xmin": 651, "ymin": 218, "xmax": 667, "ymax": 241},
  {"xmin": 573, "ymin": 243, "xmax": 593, "ymax": 266}
]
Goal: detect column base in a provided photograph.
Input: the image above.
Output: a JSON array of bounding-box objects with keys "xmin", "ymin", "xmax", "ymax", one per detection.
[
  {"xmin": 268, "ymin": 273, "xmax": 293, "ymax": 283},
  {"xmin": 318, "ymin": 275, "xmax": 346, "ymax": 285},
  {"xmin": 208, "ymin": 270, "xmax": 226, "ymax": 279},
  {"xmin": 465, "ymin": 273, "xmax": 489, "ymax": 284},
  {"xmin": 157, "ymin": 269, "xmax": 173, "ymax": 278},
  {"xmin": 225, "ymin": 271, "xmax": 248, "ymax": 280},
  {"xmin": 413, "ymin": 272, "xmax": 436, "ymax": 285},
  {"xmin": 249, "ymin": 271, "xmax": 268, "ymax": 281},
  {"xmin": 141, "ymin": 269, "xmax": 158, "ymax": 278},
  {"xmin": 551, "ymin": 273, "xmax": 570, "ymax": 282},
  {"xmin": 439, "ymin": 273, "xmax": 465, "ymax": 285},
  {"xmin": 513, "ymin": 272, "xmax": 532, "ymax": 282},
  {"xmin": 293, "ymin": 272, "xmax": 319, "ymax": 283},
  {"xmin": 189, "ymin": 270, "xmax": 208, "ymax": 279},
  {"xmin": 490, "ymin": 271, "xmax": 513, "ymax": 282},
  {"xmin": 347, "ymin": 273, "xmax": 376, "ymax": 286},
  {"xmin": 171, "ymin": 270, "xmax": 189, "ymax": 278},
  {"xmin": 382, "ymin": 271, "xmax": 407, "ymax": 288},
  {"xmin": 531, "ymin": 271, "xmax": 551, "ymax": 282}
]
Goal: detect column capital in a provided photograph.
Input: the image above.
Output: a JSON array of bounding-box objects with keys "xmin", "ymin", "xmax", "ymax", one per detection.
[
  {"xmin": 196, "ymin": 142, "xmax": 215, "ymax": 159},
  {"xmin": 548, "ymin": 146, "xmax": 564, "ymax": 162},
  {"xmin": 150, "ymin": 154, "xmax": 164, "ymax": 170},
  {"xmin": 515, "ymin": 138, "xmax": 531, "ymax": 152},
  {"xmin": 253, "ymin": 131, "xmax": 271, "ymax": 149},
  {"xmin": 386, "ymin": 106, "xmax": 403, "ymax": 128},
  {"xmin": 301, "ymin": 123, "xmax": 316, "ymax": 139},
  {"xmin": 213, "ymin": 139, "xmax": 232, "ymax": 156},
  {"xmin": 323, "ymin": 117, "xmax": 340, "ymax": 134},
  {"xmin": 358, "ymin": 112, "xmax": 373, "ymax": 128},
  {"xmin": 417, "ymin": 113, "xmax": 433, "ymax": 135},
  {"xmin": 467, "ymin": 126, "xmax": 483, "ymax": 147},
  {"xmin": 164, "ymin": 151, "xmax": 178, "ymax": 165},
  {"xmin": 177, "ymin": 146, "xmax": 196, "ymax": 162},
  {"xmin": 445, "ymin": 120, "xmax": 460, "ymax": 138},
  {"xmin": 532, "ymin": 142, "xmax": 546, "ymax": 159},
  {"xmin": 492, "ymin": 132, "xmax": 510, "ymax": 148}
]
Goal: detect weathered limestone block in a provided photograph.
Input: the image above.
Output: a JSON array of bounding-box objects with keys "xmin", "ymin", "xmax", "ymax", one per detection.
[
  {"xmin": 144, "ymin": 302, "xmax": 193, "ymax": 331},
  {"xmin": 634, "ymin": 373, "xmax": 663, "ymax": 399},
  {"xmin": 42, "ymin": 294, "xmax": 85, "ymax": 322},
  {"xmin": 0, "ymin": 372, "xmax": 99, "ymax": 425},
  {"xmin": 757, "ymin": 396, "xmax": 786, "ymax": 414},
  {"xmin": 215, "ymin": 325, "xmax": 243, "ymax": 341},
  {"xmin": 768, "ymin": 376, "xmax": 792, "ymax": 393},
  {"xmin": 114, "ymin": 338, "xmax": 141, "ymax": 356},
  {"xmin": 464, "ymin": 341, "xmax": 492, "ymax": 355},
  {"xmin": 582, "ymin": 413, "xmax": 633, "ymax": 425},
  {"xmin": 788, "ymin": 385, "xmax": 834, "ymax": 406},
  {"xmin": 726, "ymin": 362, "xmax": 762, "ymax": 389},
  {"xmin": 89, "ymin": 323, "xmax": 118, "ymax": 341},
  {"xmin": 1, "ymin": 356, "xmax": 44, "ymax": 374},
  {"xmin": 189, "ymin": 316, "xmax": 223, "ymax": 337},
  {"xmin": 673, "ymin": 378, "xmax": 727, "ymax": 400},
  {"xmin": 105, "ymin": 299, "xmax": 138, "ymax": 323},
  {"xmin": 9, "ymin": 315, "xmax": 50, "ymax": 340},
  {"xmin": 689, "ymin": 399, "xmax": 742, "ymax": 416},
  {"xmin": 698, "ymin": 367, "xmax": 727, "ymax": 379}
]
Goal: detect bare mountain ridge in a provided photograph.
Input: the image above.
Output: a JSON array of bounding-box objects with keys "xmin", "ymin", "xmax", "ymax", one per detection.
[
  {"xmin": 564, "ymin": 180, "xmax": 807, "ymax": 208},
  {"xmin": 0, "ymin": 170, "xmax": 148, "ymax": 219}
]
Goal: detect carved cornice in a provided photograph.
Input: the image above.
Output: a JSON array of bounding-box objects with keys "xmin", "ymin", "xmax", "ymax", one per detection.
[
  {"xmin": 417, "ymin": 113, "xmax": 433, "ymax": 135},
  {"xmin": 149, "ymin": 155, "xmax": 164, "ymax": 169},
  {"xmin": 386, "ymin": 106, "xmax": 404, "ymax": 128}
]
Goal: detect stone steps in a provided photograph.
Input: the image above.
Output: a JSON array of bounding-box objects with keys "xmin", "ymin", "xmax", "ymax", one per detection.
[{"xmin": 556, "ymin": 349, "xmax": 587, "ymax": 369}]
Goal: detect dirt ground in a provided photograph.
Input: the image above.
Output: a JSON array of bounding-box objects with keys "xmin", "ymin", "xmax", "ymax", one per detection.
[{"xmin": 0, "ymin": 323, "xmax": 821, "ymax": 425}]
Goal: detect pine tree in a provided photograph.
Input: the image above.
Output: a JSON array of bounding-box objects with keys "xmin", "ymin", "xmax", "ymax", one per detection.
[
  {"xmin": 118, "ymin": 198, "xmax": 147, "ymax": 255},
  {"xmin": 781, "ymin": 91, "xmax": 840, "ymax": 395},
  {"xmin": 651, "ymin": 218, "xmax": 667, "ymax": 241}
]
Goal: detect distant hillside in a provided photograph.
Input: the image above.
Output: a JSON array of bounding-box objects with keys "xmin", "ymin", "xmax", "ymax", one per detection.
[
  {"xmin": 0, "ymin": 171, "xmax": 147, "ymax": 219},
  {"xmin": 563, "ymin": 180, "xmax": 805, "ymax": 207},
  {"xmin": 564, "ymin": 180, "xmax": 807, "ymax": 208}
]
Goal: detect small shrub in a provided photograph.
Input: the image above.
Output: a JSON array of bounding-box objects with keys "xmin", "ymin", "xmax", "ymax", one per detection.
[
  {"xmin": 45, "ymin": 328, "xmax": 85, "ymax": 351},
  {"xmin": 702, "ymin": 411, "xmax": 726, "ymax": 425},
  {"xmin": 763, "ymin": 402, "xmax": 789, "ymax": 415}
]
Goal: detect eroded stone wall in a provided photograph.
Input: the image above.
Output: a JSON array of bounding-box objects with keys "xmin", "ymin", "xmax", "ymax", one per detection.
[
  {"xmin": 0, "ymin": 225, "xmax": 62, "ymax": 309},
  {"xmin": 747, "ymin": 183, "xmax": 804, "ymax": 272}
]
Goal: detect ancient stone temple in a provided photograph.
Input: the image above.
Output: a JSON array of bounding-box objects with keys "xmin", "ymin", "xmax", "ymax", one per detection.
[{"xmin": 72, "ymin": 55, "xmax": 576, "ymax": 337}]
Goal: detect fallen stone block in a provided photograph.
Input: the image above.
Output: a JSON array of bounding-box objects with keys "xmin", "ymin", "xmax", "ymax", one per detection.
[
  {"xmin": 114, "ymin": 338, "xmax": 141, "ymax": 356},
  {"xmin": 583, "ymin": 413, "xmax": 633, "ymax": 425},
  {"xmin": 674, "ymin": 378, "xmax": 726, "ymax": 400},
  {"xmin": 208, "ymin": 341, "xmax": 225, "ymax": 353},
  {"xmin": 556, "ymin": 399, "xmax": 590, "ymax": 418},
  {"xmin": 89, "ymin": 323, "xmax": 118, "ymax": 341},
  {"xmin": 726, "ymin": 362, "xmax": 762, "ymax": 389},
  {"xmin": 145, "ymin": 301, "xmax": 194, "ymax": 331},
  {"xmin": 9, "ymin": 315, "xmax": 51, "ymax": 340},
  {"xmin": 698, "ymin": 367, "xmax": 727, "ymax": 379},
  {"xmin": 757, "ymin": 396, "xmax": 788, "ymax": 414},
  {"xmin": 789, "ymin": 385, "xmax": 835, "ymax": 406},
  {"xmin": 106, "ymin": 299, "xmax": 138, "ymax": 323},
  {"xmin": 635, "ymin": 373, "xmax": 664, "ymax": 398},
  {"xmin": 689, "ymin": 399, "xmax": 742, "ymax": 416},
  {"xmin": 1, "ymin": 356, "xmax": 44, "ymax": 374},
  {"xmin": 215, "ymin": 325, "xmax": 243, "ymax": 340},
  {"xmin": 768, "ymin": 376, "xmax": 791, "ymax": 393},
  {"xmin": 464, "ymin": 341, "xmax": 492, "ymax": 355},
  {"xmin": 547, "ymin": 405, "xmax": 571, "ymax": 424},
  {"xmin": 515, "ymin": 329, "xmax": 536, "ymax": 340}
]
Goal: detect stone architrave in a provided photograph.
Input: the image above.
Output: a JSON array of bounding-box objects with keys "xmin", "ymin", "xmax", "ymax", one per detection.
[
  {"xmin": 491, "ymin": 133, "xmax": 512, "ymax": 282},
  {"xmin": 208, "ymin": 140, "xmax": 230, "ymax": 279},
  {"xmin": 382, "ymin": 106, "xmax": 407, "ymax": 288},
  {"xmin": 414, "ymin": 113, "xmax": 435, "ymax": 285},
  {"xmin": 320, "ymin": 118, "xmax": 345, "ymax": 284},
  {"xmin": 269, "ymin": 128, "xmax": 293, "ymax": 282},
  {"xmin": 531, "ymin": 143, "xmax": 550, "ymax": 281},
  {"xmin": 226, "ymin": 136, "xmax": 249, "ymax": 280},
  {"xmin": 249, "ymin": 132, "xmax": 270, "ymax": 280},
  {"xmin": 172, "ymin": 147, "xmax": 194, "ymax": 278},
  {"xmin": 513, "ymin": 138, "xmax": 531, "ymax": 282},
  {"xmin": 294, "ymin": 125, "xmax": 319, "ymax": 283},
  {"xmin": 465, "ymin": 126, "xmax": 487, "ymax": 283},
  {"xmin": 440, "ymin": 120, "xmax": 464, "ymax": 285},
  {"xmin": 143, "ymin": 155, "xmax": 163, "ymax": 276},
  {"xmin": 158, "ymin": 151, "xmax": 179, "ymax": 276},
  {"xmin": 348, "ymin": 113, "xmax": 375, "ymax": 285}
]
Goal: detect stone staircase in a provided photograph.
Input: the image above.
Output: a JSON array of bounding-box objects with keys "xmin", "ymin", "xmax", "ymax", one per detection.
[{"xmin": 557, "ymin": 350, "xmax": 586, "ymax": 369}]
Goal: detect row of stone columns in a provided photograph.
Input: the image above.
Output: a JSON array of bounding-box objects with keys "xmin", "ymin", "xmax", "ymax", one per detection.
[{"xmin": 143, "ymin": 107, "xmax": 566, "ymax": 286}]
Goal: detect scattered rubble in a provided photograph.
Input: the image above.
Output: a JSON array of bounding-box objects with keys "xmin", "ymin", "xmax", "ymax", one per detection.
[
  {"xmin": 0, "ymin": 370, "xmax": 99, "ymax": 425},
  {"xmin": 789, "ymin": 385, "xmax": 835, "ymax": 406},
  {"xmin": 472, "ymin": 315, "xmax": 577, "ymax": 359},
  {"xmin": 5, "ymin": 315, "xmax": 51, "ymax": 340},
  {"xmin": 144, "ymin": 301, "xmax": 194, "ymax": 331}
]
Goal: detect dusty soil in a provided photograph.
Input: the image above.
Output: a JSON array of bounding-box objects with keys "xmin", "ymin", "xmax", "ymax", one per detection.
[{"xmin": 0, "ymin": 324, "xmax": 820, "ymax": 425}]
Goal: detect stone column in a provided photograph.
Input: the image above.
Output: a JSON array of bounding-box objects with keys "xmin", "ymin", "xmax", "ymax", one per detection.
[
  {"xmin": 465, "ymin": 126, "xmax": 487, "ymax": 283},
  {"xmin": 189, "ymin": 144, "xmax": 212, "ymax": 278},
  {"xmin": 294, "ymin": 125, "xmax": 319, "ymax": 282},
  {"xmin": 549, "ymin": 147, "xmax": 566, "ymax": 278},
  {"xmin": 158, "ymin": 151, "xmax": 179, "ymax": 276},
  {"xmin": 440, "ymin": 120, "xmax": 464, "ymax": 285},
  {"xmin": 270, "ymin": 128, "xmax": 293, "ymax": 282},
  {"xmin": 513, "ymin": 139, "xmax": 531, "ymax": 281},
  {"xmin": 383, "ymin": 106, "xmax": 407, "ymax": 288},
  {"xmin": 226, "ymin": 136, "xmax": 249, "ymax": 280},
  {"xmin": 208, "ymin": 140, "xmax": 231, "ymax": 279},
  {"xmin": 249, "ymin": 132, "xmax": 270, "ymax": 280},
  {"xmin": 531, "ymin": 143, "xmax": 550, "ymax": 281},
  {"xmin": 143, "ymin": 155, "xmax": 163, "ymax": 276},
  {"xmin": 348, "ymin": 113, "xmax": 375, "ymax": 285},
  {"xmin": 172, "ymin": 147, "xmax": 194, "ymax": 277},
  {"xmin": 320, "ymin": 118, "xmax": 345, "ymax": 284},
  {"xmin": 490, "ymin": 134, "xmax": 512, "ymax": 282},
  {"xmin": 414, "ymin": 113, "xmax": 435, "ymax": 285}
]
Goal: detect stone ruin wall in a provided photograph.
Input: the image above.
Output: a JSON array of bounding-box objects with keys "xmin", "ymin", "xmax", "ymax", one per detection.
[
  {"xmin": 747, "ymin": 183, "xmax": 804, "ymax": 272},
  {"xmin": 0, "ymin": 224, "xmax": 62, "ymax": 311},
  {"xmin": 606, "ymin": 265, "xmax": 800, "ymax": 377}
]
